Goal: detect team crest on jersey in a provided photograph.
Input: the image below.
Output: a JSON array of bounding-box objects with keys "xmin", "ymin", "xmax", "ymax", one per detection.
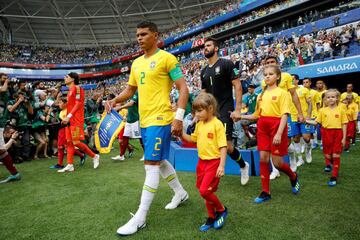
[
  {"xmin": 272, "ymin": 96, "xmax": 277, "ymax": 100},
  {"xmin": 335, "ymin": 114, "xmax": 339, "ymax": 118},
  {"xmin": 207, "ymin": 132, "xmax": 214, "ymax": 139},
  {"xmin": 215, "ymin": 66, "xmax": 221, "ymax": 75},
  {"xmin": 150, "ymin": 61, "xmax": 156, "ymax": 69}
]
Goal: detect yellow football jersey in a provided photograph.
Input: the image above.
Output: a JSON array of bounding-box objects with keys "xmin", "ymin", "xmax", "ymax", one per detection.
[
  {"xmin": 316, "ymin": 106, "xmax": 348, "ymax": 129},
  {"xmin": 128, "ymin": 49, "xmax": 184, "ymax": 128},
  {"xmin": 308, "ymin": 89, "xmax": 321, "ymax": 118},
  {"xmin": 191, "ymin": 117, "xmax": 227, "ymax": 160},
  {"xmin": 253, "ymin": 87, "xmax": 290, "ymax": 118},
  {"xmin": 340, "ymin": 92, "xmax": 359, "ymax": 104}
]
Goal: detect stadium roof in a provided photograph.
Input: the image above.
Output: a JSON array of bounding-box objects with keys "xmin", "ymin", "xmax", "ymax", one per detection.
[{"xmin": 0, "ymin": 0, "xmax": 224, "ymax": 48}]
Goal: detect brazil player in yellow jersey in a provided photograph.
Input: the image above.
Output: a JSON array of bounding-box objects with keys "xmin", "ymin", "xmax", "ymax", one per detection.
[
  {"xmin": 289, "ymin": 75, "xmax": 312, "ymax": 167},
  {"xmin": 302, "ymin": 78, "xmax": 321, "ymax": 149},
  {"xmin": 106, "ymin": 22, "xmax": 189, "ymax": 236},
  {"xmin": 315, "ymin": 79, "xmax": 327, "ymax": 148}
]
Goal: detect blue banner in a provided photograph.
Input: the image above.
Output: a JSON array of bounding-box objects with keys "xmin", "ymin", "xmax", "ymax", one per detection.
[
  {"xmin": 95, "ymin": 109, "xmax": 123, "ymax": 154},
  {"xmin": 288, "ymin": 55, "xmax": 360, "ymax": 78}
]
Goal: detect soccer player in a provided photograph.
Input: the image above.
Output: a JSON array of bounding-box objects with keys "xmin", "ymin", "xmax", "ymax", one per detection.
[
  {"xmin": 302, "ymin": 78, "xmax": 321, "ymax": 149},
  {"xmin": 340, "ymin": 83, "xmax": 359, "ymax": 104},
  {"xmin": 106, "ymin": 21, "xmax": 189, "ymax": 236},
  {"xmin": 58, "ymin": 72, "xmax": 100, "ymax": 172},
  {"xmin": 289, "ymin": 75, "xmax": 312, "ymax": 166},
  {"xmin": 315, "ymin": 79, "xmax": 327, "ymax": 148},
  {"xmin": 111, "ymin": 91, "xmax": 144, "ymax": 161},
  {"xmin": 201, "ymin": 37, "xmax": 250, "ymax": 185}
]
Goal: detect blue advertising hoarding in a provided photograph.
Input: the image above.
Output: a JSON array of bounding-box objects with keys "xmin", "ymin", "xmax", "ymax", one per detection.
[{"xmin": 288, "ymin": 55, "xmax": 360, "ymax": 79}]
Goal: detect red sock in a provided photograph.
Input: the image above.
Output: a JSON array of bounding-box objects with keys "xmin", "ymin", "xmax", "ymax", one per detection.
[
  {"xmin": 278, "ymin": 162, "xmax": 296, "ymax": 181},
  {"xmin": 260, "ymin": 161, "xmax": 270, "ymax": 194},
  {"xmin": 67, "ymin": 142, "xmax": 75, "ymax": 164},
  {"xmin": 200, "ymin": 191, "xmax": 224, "ymax": 213},
  {"xmin": 205, "ymin": 200, "xmax": 216, "ymax": 219},
  {"xmin": 122, "ymin": 137, "xmax": 130, "ymax": 154},
  {"xmin": 332, "ymin": 157, "xmax": 340, "ymax": 178},
  {"xmin": 345, "ymin": 137, "xmax": 350, "ymax": 150},
  {"xmin": 75, "ymin": 142, "xmax": 95, "ymax": 158},
  {"xmin": 58, "ymin": 146, "xmax": 64, "ymax": 166},
  {"xmin": 74, "ymin": 149, "xmax": 84, "ymax": 158},
  {"xmin": 1, "ymin": 154, "xmax": 18, "ymax": 175},
  {"xmin": 325, "ymin": 156, "xmax": 332, "ymax": 166}
]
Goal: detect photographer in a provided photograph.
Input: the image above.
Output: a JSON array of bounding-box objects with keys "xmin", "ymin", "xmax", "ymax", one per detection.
[
  {"xmin": 0, "ymin": 73, "xmax": 10, "ymax": 128},
  {"xmin": 0, "ymin": 125, "xmax": 21, "ymax": 183},
  {"xmin": 85, "ymin": 92, "xmax": 102, "ymax": 148},
  {"xmin": 7, "ymin": 91, "xmax": 34, "ymax": 161}
]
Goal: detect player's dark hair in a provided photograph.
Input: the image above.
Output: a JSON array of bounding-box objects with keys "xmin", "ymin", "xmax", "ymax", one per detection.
[
  {"xmin": 137, "ymin": 21, "xmax": 158, "ymax": 33},
  {"xmin": 303, "ymin": 77, "xmax": 311, "ymax": 82},
  {"xmin": 59, "ymin": 96, "xmax": 67, "ymax": 103},
  {"xmin": 265, "ymin": 55, "xmax": 279, "ymax": 64},
  {"xmin": 0, "ymin": 72, "xmax": 7, "ymax": 78},
  {"xmin": 205, "ymin": 37, "xmax": 219, "ymax": 48},
  {"xmin": 68, "ymin": 72, "xmax": 80, "ymax": 85},
  {"xmin": 292, "ymin": 74, "xmax": 299, "ymax": 80}
]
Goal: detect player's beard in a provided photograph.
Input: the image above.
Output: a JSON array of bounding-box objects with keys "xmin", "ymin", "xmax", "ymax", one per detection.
[{"xmin": 204, "ymin": 49, "xmax": 215, "ymax": 59}]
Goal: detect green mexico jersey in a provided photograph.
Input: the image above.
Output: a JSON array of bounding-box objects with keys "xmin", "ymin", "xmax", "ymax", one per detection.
[
  {"xmin": 246, "ymin": 93, "xmax": 257, "ymax": 114},
  {"xmin": 0, "ymin": 91, "xmax": 9, "ymax": 128},
  {"xmin": 126, "ymin": 92, "xmax": 139, "ymax": 123}
]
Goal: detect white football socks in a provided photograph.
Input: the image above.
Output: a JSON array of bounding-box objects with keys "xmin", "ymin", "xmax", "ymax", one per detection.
[
  {"xmin": 160, "ymin": 160, "xmax": 185, "ymax": 194},
  {"xmin": 134, "ymin": 165, "xmax": 160, "ymax": 222}
]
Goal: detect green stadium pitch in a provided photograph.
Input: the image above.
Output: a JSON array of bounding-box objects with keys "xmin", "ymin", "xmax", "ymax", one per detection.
[{"xmin": 1, "ymin": 140, "xmax": 360, "ymax": 240}]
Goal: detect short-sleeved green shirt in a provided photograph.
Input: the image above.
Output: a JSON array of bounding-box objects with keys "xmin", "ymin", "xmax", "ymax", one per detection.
[
  {"xmin": 126, "ymin": 92, "xmax": 139, "ymax": 124},
  {"xmin": 0, "ymin": 91, "xmax": 9, "ymax": 128}
]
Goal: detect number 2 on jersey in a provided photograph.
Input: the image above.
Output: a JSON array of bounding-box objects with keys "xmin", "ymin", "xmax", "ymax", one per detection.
[
  {"xmin": 140, "ymin": 72, "xmax": 145, "ymax": 84},
  {"xmin": 154, "ymin": 137, "xmax": 162, "ymax": 151}
]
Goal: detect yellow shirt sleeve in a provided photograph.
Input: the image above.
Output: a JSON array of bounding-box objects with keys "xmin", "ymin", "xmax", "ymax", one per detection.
[
  {"xmin": 191, "ymin": 123, "xmax": 199, "ymax": 143},
  {"xmin": 128, "ymin": 61, "xmax": 138, "ymax": 87},
  {"xmin": 352, "ymin": 103, "xmax": 359, "ymax": 120},
  {"xmin": 215, "ymin": 121, "xmax": 227, "ymax": 149},
  {"xmin": 341, "ymin": 109, "xmax": 349, "ymax": 124},
  {"xmin": 279, "ymin": 90, "xmax": 291, "ymax": 116},
  {"xmin": 281, "ymin": 72, "xmax": 295, "ymax": 91},
  {"xmin": 315, "ymin": 108, "xmax": 323, "ymax": 124}
]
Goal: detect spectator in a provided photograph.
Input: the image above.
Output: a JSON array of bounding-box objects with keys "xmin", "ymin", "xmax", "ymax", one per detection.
[{"xmin": 6, "ymin": 91, "xmax": 34, "ymax": 161}]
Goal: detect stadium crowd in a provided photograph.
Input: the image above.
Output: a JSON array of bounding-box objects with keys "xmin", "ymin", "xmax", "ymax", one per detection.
[
  {"xmin": 165, "ymin": 0, "xmax": 356, "ymax": 51},
  {"xmin": 2, "ymin": 0, "xmax": 353, "ymax": 65}
]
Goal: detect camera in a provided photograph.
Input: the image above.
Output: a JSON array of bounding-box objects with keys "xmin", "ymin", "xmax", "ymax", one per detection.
[{"xmin": 10, "ymin": 77, "xmax": 20, "ymax": 83}]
